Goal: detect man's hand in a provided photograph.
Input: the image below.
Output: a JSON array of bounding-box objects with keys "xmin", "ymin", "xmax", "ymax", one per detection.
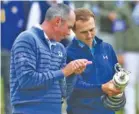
[
  {"xmin": 74, "ymin": 59, "xmax": 92, "ymax": 74},
  {"xmin": 102, "ymin": 80, "xmax": 121, "ymax": 97},
  {"xmin": 62, "ymin": 59, "xmax": 92, "ymax": 77}
]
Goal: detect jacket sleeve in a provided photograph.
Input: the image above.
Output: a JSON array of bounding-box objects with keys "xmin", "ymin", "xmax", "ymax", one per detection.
[
  {"xmin": 66, "ymin": 75, "xmax": 104, "ymax": 97},
  {"xmin": 59, "ymin": 50, "xmax": 67, "ymax": 98},
  {"xmin": 66, "ymin": 45, "xmax": 104, "ymax": 98},
  {"xmin": 12, "ymin": 33, "xmax": 64, "ymax": 90},
  {"xmin": 75, "ymin": 44, "xmax": 118, "ymax": 96}
]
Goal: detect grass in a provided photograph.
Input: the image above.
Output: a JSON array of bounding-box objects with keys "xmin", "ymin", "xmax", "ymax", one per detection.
[
  {"xmin": 116, "ymin": 109, "xmax": 123, "ymax": 114},
  {"xmin": 0, "ymin": 77, "xmax": 5, "ymax": 114}
]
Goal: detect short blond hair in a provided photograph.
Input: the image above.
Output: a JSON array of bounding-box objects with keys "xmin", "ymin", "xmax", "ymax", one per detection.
[{"xmin": 73, "ymin": 8, "xmax": 95, "ymax": 30}]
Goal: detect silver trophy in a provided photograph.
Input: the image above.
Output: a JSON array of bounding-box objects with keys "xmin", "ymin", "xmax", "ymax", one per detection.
[{"xmin": 102, "ymin": 63, "xmax": 130, "ymax": 111}]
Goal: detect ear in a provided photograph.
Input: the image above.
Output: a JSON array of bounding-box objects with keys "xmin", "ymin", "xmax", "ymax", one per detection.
[
  {"xmin": 50, "ymin": 16, "xmax": 61, "ymax": 27},
  {"xmin": 55, "ymin": 17, "xmax": 61, "ymax": 27}
]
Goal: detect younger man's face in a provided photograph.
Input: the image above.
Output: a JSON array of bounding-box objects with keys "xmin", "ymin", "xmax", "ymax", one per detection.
[{"xmin": 74, "ymin": 17, "xmax": 96, "ymax": 48}]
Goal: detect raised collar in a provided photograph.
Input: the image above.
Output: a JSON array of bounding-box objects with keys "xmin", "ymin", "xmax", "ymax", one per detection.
[
  {"xmin": 34, "ymin": 24, "xmax": 56, "ymax": 49},
  {"xmin": 76, "ymin": 36, "xmax": 97, "ymax": 49}
]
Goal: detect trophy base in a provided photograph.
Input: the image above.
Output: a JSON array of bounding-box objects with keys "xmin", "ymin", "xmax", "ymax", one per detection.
[{"xmin": 101, "ymin": 93, "xmax": 126, "ymax": 111}]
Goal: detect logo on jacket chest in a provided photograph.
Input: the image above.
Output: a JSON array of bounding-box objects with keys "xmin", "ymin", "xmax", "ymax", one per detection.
[
  {"xmin": 103, "ymin": 55, "xmax": 108, "ymax": 60},
  {"xmin": 58, "ymin": 51, "xmax": 63, "ymax": 57}
]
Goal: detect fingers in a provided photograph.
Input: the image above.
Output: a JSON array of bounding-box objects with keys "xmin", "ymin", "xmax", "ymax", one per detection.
[
  {"xmin": 79, "ymin": 59, "xmax": 92, "ymax": 66},
  {"xmin": 102, "ymin": 80, "xmax": 121, "ymax": 97},
  {"xmin": 62, "ymin": 59, "xmax": 92, "ymax": 77},
  {"xmin": 107, "ymin": 89, "xmax": 121, "ymax": 97},
  {"xmin": 73, "ymin": 60, "xmax": 85, "ymax": 70},
  {"xmin": 84, "ymin": 60, "xmax": 92, "ymax": 65},
  {"xmin": 73, "ymin": 59, "xmax": 92, "ymax": 74},
  {"xmin": 108, "ymin": 86, "xmax": 121, "ymax": 97},
  {"xmin": 75, "ymin": 69, "xmax": 83, "ymax": 74},
  {"xmin": 109, "ymin": 81, "xmax": 121, "ymax": 95},
  {"xmin": 107, "ymin": 92, "xmax": 113, "ymax": 97},
  {"xmin": 111, "ymin": 89, "xmax": 121, "ymax": 96},
  {"xmin": 74, "ymin": 67, "xmax": 86, "ymax": 74},
  {"xmin": 74, "ymin": 59, "xmax": 92, "ymax": 68}
]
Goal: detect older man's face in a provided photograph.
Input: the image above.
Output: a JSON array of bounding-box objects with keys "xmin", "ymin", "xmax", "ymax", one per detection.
[
  {"xmin": 54, "ymin": 10, "xmax": 75, "ymax": 41},
  {"xmin": 74, "ymin": 17, "xmax": 96, "ymax": 48}
]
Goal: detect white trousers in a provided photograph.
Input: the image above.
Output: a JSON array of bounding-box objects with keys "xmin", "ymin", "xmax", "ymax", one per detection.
[{"xmin": 124, "ymin": 52, "xmax": 139, "ymax": 114}]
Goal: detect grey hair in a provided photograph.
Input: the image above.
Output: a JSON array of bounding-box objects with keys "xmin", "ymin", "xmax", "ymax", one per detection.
[{"xmin": 45, "ymin": 3, "xmax": 71, "ymax": 21}]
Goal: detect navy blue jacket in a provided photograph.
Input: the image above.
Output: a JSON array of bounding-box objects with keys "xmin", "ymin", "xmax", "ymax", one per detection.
[
  {"xmin": 10, "ymin": 27, "xmax": 66, "ymax": 114},
  {"xmin": 66, "ymin": 36, "xmax": 118, "ymax": 114}
]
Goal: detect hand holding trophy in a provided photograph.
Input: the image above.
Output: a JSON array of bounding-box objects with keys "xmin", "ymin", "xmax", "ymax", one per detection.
[{"xmin": 102, "ymin": 63, "xmax": 130, "ymax": 111}]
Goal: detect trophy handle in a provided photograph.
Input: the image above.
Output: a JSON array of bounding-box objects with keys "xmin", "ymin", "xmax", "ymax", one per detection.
[{"xmin": 114, "ymin": 63, "xmax": 130, "ymax": 75}]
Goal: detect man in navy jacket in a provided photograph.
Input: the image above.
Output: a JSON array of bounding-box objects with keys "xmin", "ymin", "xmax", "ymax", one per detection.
[
  {"xmin": 10, "ymin": 4, "xmax": 92, "ymax": 114},
  {"xmin": 66, "ymin": 8, "xmax": 123, "ymax": 114}
]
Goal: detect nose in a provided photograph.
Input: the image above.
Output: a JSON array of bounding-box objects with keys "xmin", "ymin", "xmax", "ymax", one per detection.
[{"xmin": 88, "ymin": 31, "xmax": 92, "ymax": 38}]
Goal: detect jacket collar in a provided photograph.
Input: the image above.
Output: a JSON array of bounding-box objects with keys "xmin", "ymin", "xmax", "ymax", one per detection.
[
  {"xmin": 73, "ymin": 36, "xmax": 102, "ymax": 49},
  {"xmin": 31, "ymin": 26, "xmax": 57, "ymax": 49}
]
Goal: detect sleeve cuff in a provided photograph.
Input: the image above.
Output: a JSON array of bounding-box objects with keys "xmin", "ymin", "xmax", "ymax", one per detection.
[{"xmin": 54, "ymin": 70, "xmax": 65, "ymax": 80}]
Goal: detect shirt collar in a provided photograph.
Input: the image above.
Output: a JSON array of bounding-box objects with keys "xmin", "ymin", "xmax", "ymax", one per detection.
[
  {"xmin": 34, "ymin": 24, "xmax": 56, "ymax": 47},
  {"xmin": 77, "ymin": 37, "xmax": 97, "ymax": 49}
]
